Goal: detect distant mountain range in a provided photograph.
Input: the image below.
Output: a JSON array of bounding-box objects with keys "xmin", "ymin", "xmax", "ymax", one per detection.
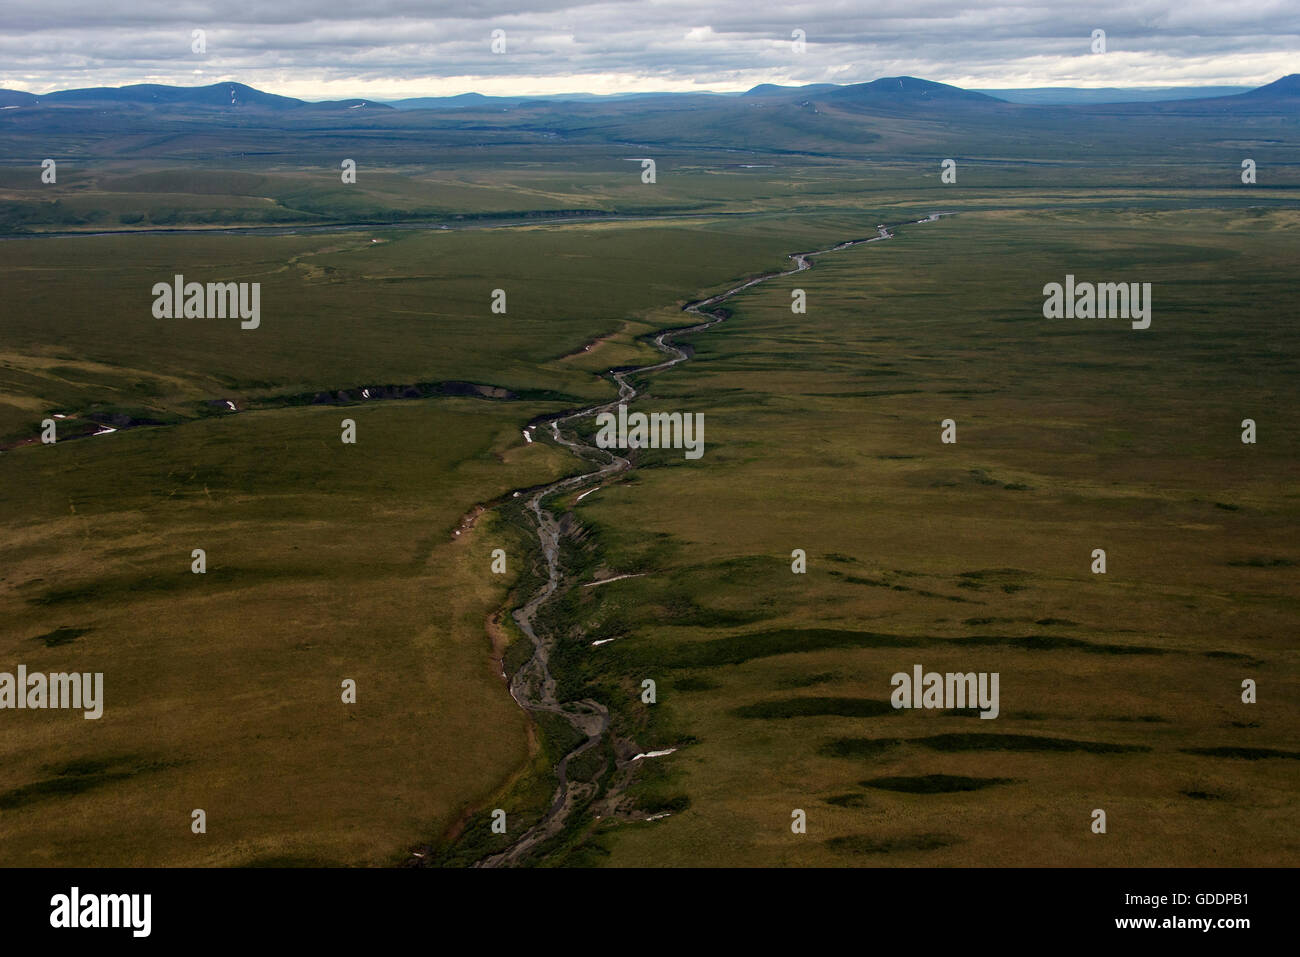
[
  {"xmin": 1, "ymin": 75, "xmax": 1296, "ymax": 114},
  {"xmin": 0, "ymin": 81, "xmax": 388, "ymax": 112},
  {"xmin": 974, "ymin": 86, "xmax": 1254, "ymax": 105},
  {"xmin": 2, "ymin": 74, "xmax": 1295, "ymax": 165}
]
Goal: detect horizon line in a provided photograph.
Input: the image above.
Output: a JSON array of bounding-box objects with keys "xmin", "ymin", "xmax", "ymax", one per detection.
[{"xmin": 0, "ymin": 75, "xmax": 1275, "ymax": 103}]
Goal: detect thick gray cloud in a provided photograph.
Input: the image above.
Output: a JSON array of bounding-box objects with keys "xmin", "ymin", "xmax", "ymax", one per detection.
[{"xmin": 1, "ymin": 1, "xmax": 1295, "ymax": 96}]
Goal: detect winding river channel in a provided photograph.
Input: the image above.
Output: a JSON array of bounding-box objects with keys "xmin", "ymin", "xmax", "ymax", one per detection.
[
  {"xmin": 11, "ymin": 207, "xmax": 946, "ymax": 864},
  {"xmin": 472, "ymin": 215, "xmax": 950, "ymax": 866}
]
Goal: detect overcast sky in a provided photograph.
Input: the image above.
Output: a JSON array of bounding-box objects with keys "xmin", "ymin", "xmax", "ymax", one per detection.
[{"xmin": 1, "ymin": 1, "xmax": 1295, "ymax": 97}]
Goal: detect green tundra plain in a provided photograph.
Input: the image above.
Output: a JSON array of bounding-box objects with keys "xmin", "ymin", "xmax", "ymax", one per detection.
[{"xmin": 1, "ymin": 88, "xmax": 1297, "ymax": 866}]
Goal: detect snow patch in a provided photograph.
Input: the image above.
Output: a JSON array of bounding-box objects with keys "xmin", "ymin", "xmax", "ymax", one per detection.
[
  {"xmin": 583, "ymin": 572, "xmax": 645, "ymax": 588},
  {"xmin": 632, "ymin": 748, "xmax": 677, "ymax": 761}
]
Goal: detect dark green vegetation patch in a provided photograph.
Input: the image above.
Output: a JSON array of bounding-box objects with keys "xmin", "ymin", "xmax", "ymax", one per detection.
[
  {"xmin": 820, "ymin": 733, "xmax": 1151, "ymax": 758},
  {"xmin": 732, "ymin": 696, "xmax": 896, "ymax": 719},
  {"xmin": 826, "ymin": 833, "xmax": 962, "ymax": 855},
  {"xmin": 662, "ymin": 628, "xmax": 925, "ymax": 668},
  {"xmin": 30, "ymin": 625, "xmax": 92, "ymax": 647},
  {"xmin": 860, "ymin": 774, "xmax": 1015, "ymax": 793},
  {"xmin": 1182, "ymin": 746, "xmax": 1300, "ymax": 760}
]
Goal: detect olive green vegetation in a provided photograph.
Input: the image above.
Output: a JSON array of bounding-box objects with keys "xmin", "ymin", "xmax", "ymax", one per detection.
[
  {"xmin": 0, "ymin": 152, "xmax": 1296, "ymax": 867},
  {"xmin": 0, "ymin": 396, "xmax": 581, "ymax": 865},
  {"xmin": 2, "ymin": 156, "xmax": 1296, "ymax": 236},
  {"xmin": 522, "ymin": 205, "xmax": 1299, "ymax": 867},
  {"xmin": 0, "ymin": 217, "xmax": 853, "ymax": 444},
  {"xmin": 0, "ymin": 210, "xmax": 897, "ymax": 866}
]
